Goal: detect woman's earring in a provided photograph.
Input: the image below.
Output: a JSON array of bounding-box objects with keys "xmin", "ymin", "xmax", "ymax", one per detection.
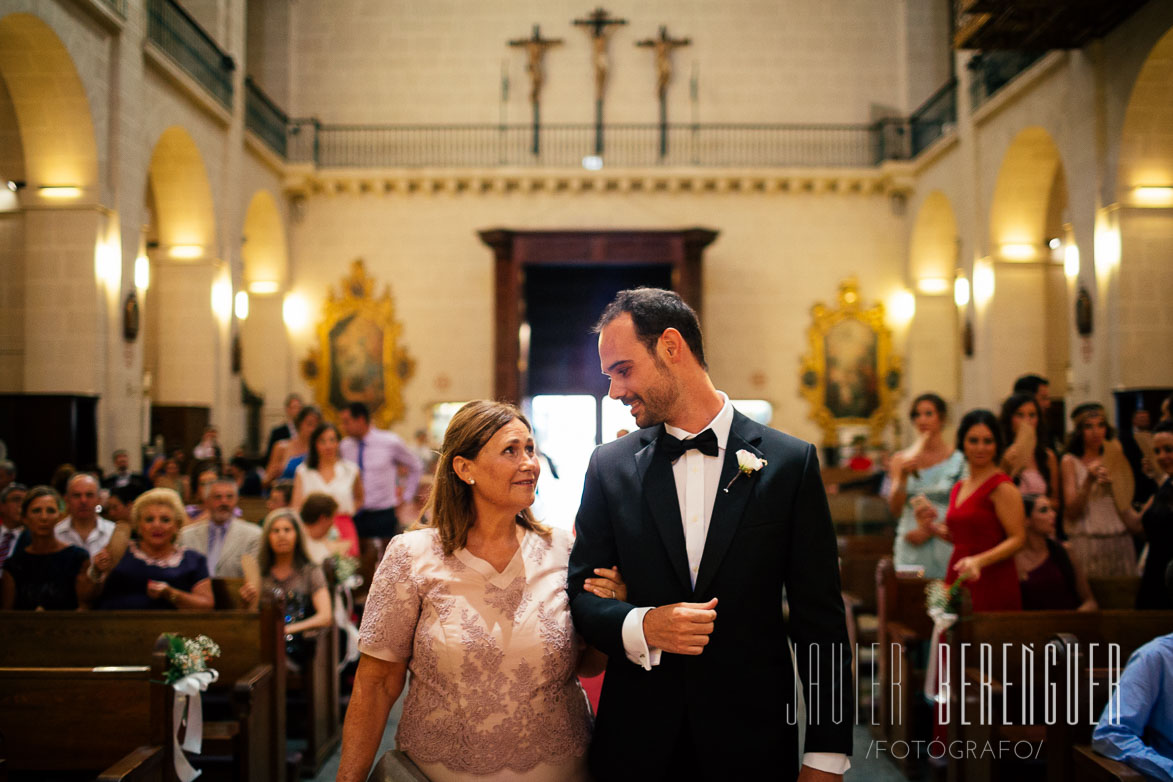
[{"xmin": 468, "ymin": 479, "xmax": 475, "ymax": 485}]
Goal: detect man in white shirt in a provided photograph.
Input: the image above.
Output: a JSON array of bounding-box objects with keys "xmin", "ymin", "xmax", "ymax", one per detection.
[
  {"xmin": 340, "ymin": 402, "xmax": 422, "ymax": 539},
  {"xmin": 568, "ymin": 288, "xmax": 851, "ymax": 781},
  {"xmin": 55, "ymin": 473, "xmax": 115, "ymax": 557}
]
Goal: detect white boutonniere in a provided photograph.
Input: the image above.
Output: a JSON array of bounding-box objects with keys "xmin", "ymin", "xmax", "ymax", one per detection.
[{"xmin": 724, "ymin": 449, "xmax": 768, "ymax": 493}]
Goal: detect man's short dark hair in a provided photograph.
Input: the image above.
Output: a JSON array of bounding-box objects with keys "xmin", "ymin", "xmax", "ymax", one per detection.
[
  {"xmin": 345, "ymin": 402, "xmax": 370, "ymax": 421},
  {"xmin": 112, "ymin": 449, "xmax": 128, "ymax": 459},
  {"xmin": 1013, "ymin": 374, "xmax": 1049, "ymax": 395},
  {"xmin": 593, "ymin": 288, "xmax": 707, "ymax": 369}
]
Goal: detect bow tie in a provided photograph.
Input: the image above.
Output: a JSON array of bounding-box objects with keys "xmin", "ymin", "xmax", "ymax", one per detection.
[{"xmin": 658, "ymin": 429, "xmax": 719, "ymax": 461}]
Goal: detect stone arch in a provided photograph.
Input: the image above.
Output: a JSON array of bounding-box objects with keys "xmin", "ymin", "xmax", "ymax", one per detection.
[
  {"xmin": 989, "ymin": 127, "xmax": 1066, "ymax": 255},
  {"xmin": 241, "ymin": 190, "xmax": 287, "ymax": 290},
  {"xmin": 910, "ymin": 190, "xmax": 958, "ymax": 283},
  {"xmin": 0, "ymin": 12, "xmax": 98, "ymax": 192},
  {"xmin": 906, "ymin": 191, "xmax": 960, "ymax": 405},
  {"xmin": 146, "ymin": 126, "xmax": 217, "ymax": 253}
]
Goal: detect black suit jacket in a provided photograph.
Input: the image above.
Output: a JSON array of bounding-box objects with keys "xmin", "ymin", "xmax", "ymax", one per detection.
[{"xmin": 568, "ymin": 411, "xmax": 853, "ymax": 781}]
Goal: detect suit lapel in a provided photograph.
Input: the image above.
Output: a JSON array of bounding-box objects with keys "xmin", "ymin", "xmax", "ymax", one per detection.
[
  {"xmin": 693, "ymin": 412, "xmax": 765, "ymax": 597},
  {"xmin": 635, "ymin": 428, "xmax": 692, "ymax": 593}
]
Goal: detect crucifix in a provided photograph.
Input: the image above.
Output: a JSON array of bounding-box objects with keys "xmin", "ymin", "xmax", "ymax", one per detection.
[
  {"xmin": 508, "ymin": 25, "xmax": 563, "ymax": 156},
  {"xmin": 637, "ymin": 26, "xmax": 691, "ymax": 158},
  {"xmin": 573, "ymin": 7, "xmax": 627, "ymax": 155}
]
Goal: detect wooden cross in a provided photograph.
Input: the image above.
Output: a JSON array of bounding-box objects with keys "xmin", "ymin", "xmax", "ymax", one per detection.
[
  {"xmin": 508, "ymin": 25, "xmax": 563, "ymax": 155},
  {"xmin": 573, "ymin": 7, "xmax": 628, "ymax": 101},
  {"xmin": 636, "ymin": 26, "xmax": 692, "ymax": 99}
]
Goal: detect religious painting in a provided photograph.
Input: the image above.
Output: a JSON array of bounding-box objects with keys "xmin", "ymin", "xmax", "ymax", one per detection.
[
  {"xmin": 300, "ymin": 260, "xmax": 415, "ymax": 427},
  {"xmin": 799, "ymin": 278, "xmax": 902, "ymax": 446}
]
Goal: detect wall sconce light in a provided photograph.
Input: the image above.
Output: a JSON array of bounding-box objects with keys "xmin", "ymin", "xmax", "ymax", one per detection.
[
  {"xmin": 1094, "ymin": 225, "xmax": 1121, "ymax": 270},
  {"xmin": 953, "ymin": 273, "xmax": 970, "ymax": 308},
  {"xmin": 6, "ymin": 180, "xmax": 25, "ymax": 192},
  {"xmin": 999, "ymin": 242, "xmax": 1037, "ymax": 261},
  {"xmin": 1064, "ymin": 243, "xmax": 1080, "ymax": 279},
  {"xmin": 916, "ymin": 277, "xmax": 950, "ymax": 295},
  {"xmin": 887, "ymin": 289, "xmax": 916, "ymax": 325},
  {"xmin": 283, "ymin": 292, "xmax": 309, "ymax": 331},
  {"xmin": 973, "ymin": 261, "xmax": 995, "ymax": 306},
  {"xmin": 1047, "ymin": 237, "xmax": 1061, "ymax": 250},
  {"xmin": 134, "ymin": 254, "xmax": 150, "ymax": 290},
  {"xmin": 169, "ymin": 244, "xmax": 204, "ymax": 260},
  {"xmin": 211, "ymin": 277, "xmax": 233, "ymax": 322},
  {"xmin": 40, "ymin": 185, "xmax": 82, "ymax": 199},
  {"xmin": 248, "ymin": 280, "xmax": 280, "ymax": 294},
  {"xmin": 1133, "ymin": 186, "xmax": 1173, "ymax": 207},
  {"xmin": 234, "ymin": 291, "xmax": 250, "ymax": 320},
  {"xmin": 95, "ymin": 241, "xmax": 120, "ymax": 287}
]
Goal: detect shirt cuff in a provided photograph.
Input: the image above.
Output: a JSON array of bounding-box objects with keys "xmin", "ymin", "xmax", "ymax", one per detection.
[
  {"xmin": 621, "ymin": 606, "xmax": 661, "ymax": 670},
  {"xmin": 802, "ymin": 752, "xmax": 850, "ymax": 774}
]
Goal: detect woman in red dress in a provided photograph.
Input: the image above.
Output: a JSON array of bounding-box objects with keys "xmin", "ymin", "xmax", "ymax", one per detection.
[{"xmin": 945, "ymin": 409, "xmax": 1027, "ymax": 611}]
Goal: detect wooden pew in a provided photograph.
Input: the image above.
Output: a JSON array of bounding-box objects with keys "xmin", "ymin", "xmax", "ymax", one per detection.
[
  {"xmin": 838, "ymin": 531, "xmax": 895, "ymax": 718},
  {"xmin": 873, "ymin": 557, "xmax": 934, "ymax": 772},
  {"xmin": 0, "ymin": 635, "xmax": 173, "ymax": 781},
  {"xmin": 1088, "ymin": 576, "xmax": 1141, "ymax": 609},
  {"xmin": 0, "ymin": 607, "xmax": 286, "ymax": 782},
  {"xmin": 1072, "ymin": 746, "xmax": 1147, "ymax": 782},
  {"xmin": 944, "ymin": 608, "xmax": 1173, "ymax": 782}
]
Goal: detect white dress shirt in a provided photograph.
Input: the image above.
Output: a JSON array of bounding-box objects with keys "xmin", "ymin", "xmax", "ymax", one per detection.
[
  {"xmin": 618, "ymin": 392, "xmax": 850, "ymax": 775},
  {"xmin": 54, "ymin": 516, "xmax": 115, "ymax": 557}
]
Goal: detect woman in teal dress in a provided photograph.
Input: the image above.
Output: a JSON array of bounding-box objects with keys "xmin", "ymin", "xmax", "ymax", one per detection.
[{"xmin": 887, "ymin": 393, "xmax": 965, "ymax": 579}]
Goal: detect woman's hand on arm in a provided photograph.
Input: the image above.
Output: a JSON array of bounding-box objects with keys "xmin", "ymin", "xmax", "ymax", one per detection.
[
  {"xmin": 337, "ymin": 654, "xmax": 408, "ymax": 782},
  {"xmin": 583, "ymin": 566, "xmax": 626, "ymax": 602}
]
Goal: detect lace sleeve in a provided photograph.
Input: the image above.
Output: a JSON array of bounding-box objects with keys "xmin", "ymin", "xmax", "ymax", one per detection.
[{"xmin": 357, "ymin": 536, "xmax": 420, "ymax": 662}]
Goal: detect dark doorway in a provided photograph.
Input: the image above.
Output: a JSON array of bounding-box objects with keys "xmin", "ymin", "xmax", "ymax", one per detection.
[{"xmin": 524, "ymin": 264, "xmax": 671, "ymax": 397}]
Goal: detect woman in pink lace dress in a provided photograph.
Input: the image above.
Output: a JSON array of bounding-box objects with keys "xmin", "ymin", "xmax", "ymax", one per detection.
[{"xmin": 337, "ymin": 401, "xmax": 625, "ymax": 782}]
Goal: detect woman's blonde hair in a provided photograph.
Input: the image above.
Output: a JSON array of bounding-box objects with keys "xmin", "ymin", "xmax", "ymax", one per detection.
[
  {"xmin": 425, "ymin": 400, "xmax": 548, "ymax": 556},
  {"xmin": 130, "ymin": 488, "xmax": 189, "ymax": 541},
  {"xmin": 257, "ymin": 508, "xmax": 313, "ymax": 574}
]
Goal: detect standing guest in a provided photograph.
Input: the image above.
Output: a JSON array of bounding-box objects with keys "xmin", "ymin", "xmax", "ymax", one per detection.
[
  {"xmin": 265, "ymin": 406, "xmax": 321, "ymax": 486},
  {"xmin": 1013, "ymin": 374, "xmax": 1052, "ymax": 414},
  {"xmin": 267, "ymin": 479, "xmax": 294, "ymax": 514},
  {"xmin": 998, "ymin": 393, "xmax": 1061, "ymax": 511},
  {"xmin": 293, "ymin": 423, "xmax": 363, "ymax": 517},
  {"xmin": 102, "ymin": 484, "xmax": 139, "ymax": 524},
  {"xmin": 176, "ymin": 477, "xmax": 260, "ymax": 578},
  {"xmin": 0, "ymin": 482, "xmax": 29, "ymax": 571},
  {"xmin": 90, "ymin": 488, "xmax": 212, "ymax": 610},
  {"xmin": 239, "ymin": 509, "xmax": 332, "ymax": 665},
  {"xmin": 265, "ymin": 393, "xmax": 303, "ymax": 462},
  {"xmin": 944, "ymin": 409, "xmax": 1026, "ymax": 611},
  {"xmin": 1136, "ymin": 420, "xmax": 1173, "ymax": 609},
  {"xmin": 56, "ymin": 473, "xmax": 114, "ymax": 558},
  {"xmin": 0, "ymin": 459, "xmax": 15, "ymax": 493},
  {"xmin": 227, "ymin": 456, "xmax": 264, "ymax": 497},
  {"xmin": 339, "ymin": 402, "xmax": 422, "ymax": 540},
  {"xmin": 153, "ymin": 457, "xmax": 190, "ymax": 503},
  {"xmin": 567, "ymin": 289, "xmax": 852, "ymax": 780},
  {"xmin": 338, "ymin": 401, "xmax": 627, "ymax": 782},
  {"xmin": 1, "ymin": 486, "xmax": 97, "ymax": 610},
  {"xmin": 887, "ymin": 393, "xmax": 963, "ymax": 579},
  {"xmin": 300, "ymin": 492, "xmax": 358, "ymax": 562},
  {"xmin": 1061, "ymin": 404, "xmax": 1142, "ymax": 577},
  {"xmin": 1120, "ymin": 407, "xmax": 1159, "ymax": 507},
  {"xmin": 101, "ymin": 449, "xmax": 147, "ymax": 492},
  {"xmin": 1015, "ymin": 494, "xmax": 1096, "ymax": 611}
]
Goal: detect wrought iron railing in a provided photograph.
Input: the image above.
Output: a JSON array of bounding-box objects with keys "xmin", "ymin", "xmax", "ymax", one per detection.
[
  {"xmin": 968, "ymin": 50, "xmax": 1044, "ymax": 112},
  {"xmin": 910, "ymin": 79, "xmax": 958, "ymax": 157},
  {"xmin": 286, "ymin": 120, "xmax": 889, "ymax": 169},
  {"xmin": 245, "ymin": 77, "xmax": 287, "ymax": 158},
  {"xmin": 146, "ymin": 0, "xmax": 234, "ymax": 108}
]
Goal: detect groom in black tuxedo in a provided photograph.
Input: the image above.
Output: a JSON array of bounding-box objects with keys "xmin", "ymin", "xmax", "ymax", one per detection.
[{"xmin": 569, "ymin": 288, "xmax": 852, "ymax": 781}]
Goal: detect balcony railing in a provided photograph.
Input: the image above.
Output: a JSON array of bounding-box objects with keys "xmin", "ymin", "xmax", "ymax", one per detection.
[
  {"xmin": 910, "ymin": 79, "xmax": 958, "ymax": 157},
  {"xmin": 968, "ymin": 50, "xmax": 1044, "ymax": 112},
  {"xmin": 245, "ymin": 77, "xmax": 288, "ymax": 158},
  {"xmin": 99, "ymin": 0, "xmax": 127, "ymax": 16},
  {"xmin": 286, "ymin": 121, "xmax": 890, "ymax": 169},
  {"xmin": 146, "ymin": 0, "xmax": 234, "ymax": 108}
]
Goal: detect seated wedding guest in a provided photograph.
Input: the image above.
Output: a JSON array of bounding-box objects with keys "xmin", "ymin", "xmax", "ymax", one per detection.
[
  {"xmin": 1, "ymin": 486, "xmax": 97, "ymax": 610},
  {"xmin": 227, "ymin": 456, "xmax": 264, "ymax": 497},
  {"xmin": 337, "ymin": 400, "xmax": 627, "ymax": 782},
  {"xmin": 153, "ymin": 457, "xmax": 190, "ymax": 503},
  {"xmin": 1092, "ymin": 565, "xmax": 1173, "ymax": 780},
  {"xmin": 265, "ymin": 406, "xmax": 321, "ymax": 486},
  {"xmin": 999, "ymin": 392, "xmax": 1060, "ymax": 510},
  {"xmin": 1137, "ymin": 420, "xmax": 1173, "ymax": 609},
  {"xmin": 887, "ymin": 392, "xmax": 963, "ymax": 578},
  {"xmin": 1061, "ymin": 404, "xmax": 1142, "ymax": 577},
  {"xmin": 56, "ymin": 473, "xmax": 114, "ymax": 557},
  {"xmin": 267, "ymin": 479, "xmax": 294, "ymax": 513},
  {"xmin": 239, "ymin": 508, "xmax": 332, "ymax": 665},
  {"xmin": 293, "ymin": 423, "xmax": 363, "ymax": 517},
  {"xmin": 0, "ymin": 482, "xmax": 29, "ymax": 572},
  {"xmin": 300, "ymin": 492, "xmax": 358, "ymax": 563},
  {"xmin": 176, "ymin": 477, "xmax": 260, "ymax": 578},
  {"xmin": 89, "ymin": 488, "xmax": 213, "ymax": 610},
  {"xmin": 1015, "ymin": 494, "xmax": 1096, "ymax": 611},
  {"xmin": 186, "ymin": 464, "xmax": 222, "ymax": 523},
  {"xmin": 945, "ymin": 409, "xmax": 1026, "ymax": 611}
]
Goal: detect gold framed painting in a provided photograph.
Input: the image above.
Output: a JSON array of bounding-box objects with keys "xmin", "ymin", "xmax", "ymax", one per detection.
[
  {"xmin": 300, "ymin": 260, "xmax": 415, "ymax": 427},
  {"xmin": 799, "ymin": 278, "xmax": 902, "ymax": 445}
]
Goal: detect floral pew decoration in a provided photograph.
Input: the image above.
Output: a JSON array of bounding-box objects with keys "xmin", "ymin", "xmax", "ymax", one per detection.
[{"xmin": 161, "ymin": 633, "xmax": 221, "ymax": 782}]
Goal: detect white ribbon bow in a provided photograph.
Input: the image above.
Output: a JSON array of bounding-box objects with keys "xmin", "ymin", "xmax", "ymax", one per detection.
[
  {"xmin": 171, "ymin": 669, "xmax": 219, "ymax": 782},
  {"xmin": 923, "ymin": 607, "xmax": 958, "ymax": 704}
]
